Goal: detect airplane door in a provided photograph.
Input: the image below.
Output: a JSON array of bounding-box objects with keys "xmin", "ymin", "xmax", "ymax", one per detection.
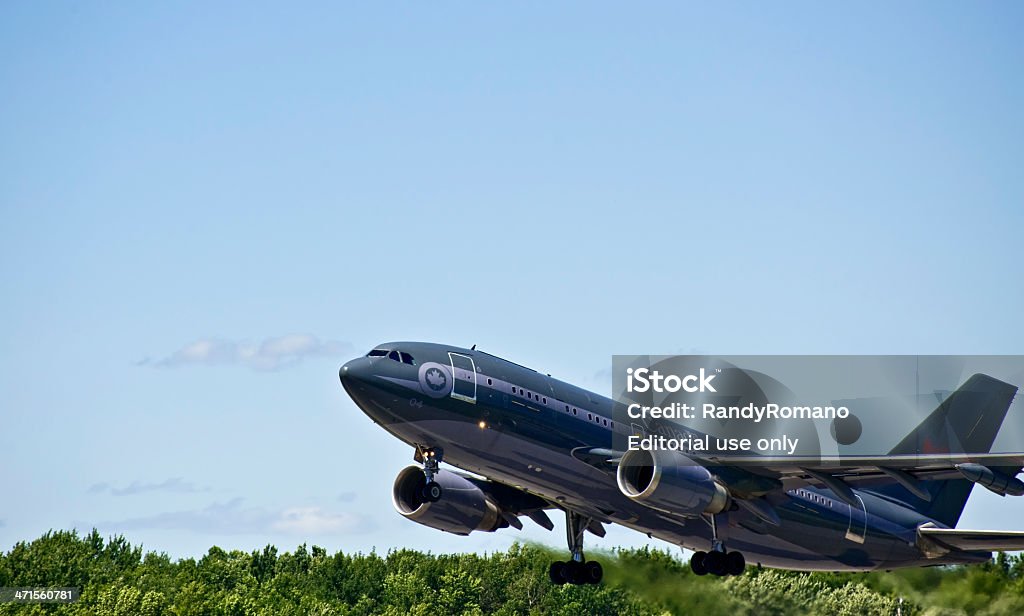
[
  {"xmin": 449, "ymin": 353, "xmax": 477, "ymax": 404},
  {"xmin": 845, "ymin": 495, "xmax": 867, "ymax": 544}
]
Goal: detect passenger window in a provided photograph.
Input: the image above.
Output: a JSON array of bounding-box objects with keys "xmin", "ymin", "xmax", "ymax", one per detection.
[
  {"xmin": 400, "ymin": 352, "xmax": 414, "ymax": 365},
  {"xmin": 572, "ymin": 408, "xmax": 578, "ymax": 415},
  {"xmin": 487, "ymin": 378, "xmax": 493, "ymax": 385},
  {"xmin": 542, "ymin": 397, "xmax": 547, "ymax": 404}
]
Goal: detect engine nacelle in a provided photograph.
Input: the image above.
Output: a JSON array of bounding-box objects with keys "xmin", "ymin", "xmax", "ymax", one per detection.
[
  {"xmin": 617, "ymin": 449, "xmax": 729, "ymax": 515},
  {"xmin": 392, "ymin": 466, "xmax": 502, "ymax": 535}
]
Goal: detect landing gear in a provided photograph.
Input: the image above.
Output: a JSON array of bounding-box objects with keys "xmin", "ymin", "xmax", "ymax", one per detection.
[
  {"xmin": 690, "ymin": 551, "xmax": 708, "ymax": 575},
  {"xmin": 549, "ymin": 560, "xmax": 603, "ymax": 585},
  {"xmin": 416, "ymin": 446, "xmax": 444, "ymax": 503},
  {"xmin": 690, "ymin": 548, "xmax": 744, "ymax": 576},
  {"xmin": 690, "ymin": 514, "xmax": 746, "ymax": 577},
  {"xmin": 548, "ymin": 510, "xmax": 603, "ymax": 585},
  {"xmin": 421, "ymin": 481, "xmax": 442, "ymax": 503},
  {"xmin": 726, "ymin": 551, "xmax": 746, "ymax": 575}
]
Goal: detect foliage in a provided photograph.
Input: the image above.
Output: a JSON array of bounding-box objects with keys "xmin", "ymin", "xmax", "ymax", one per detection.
[{"xmin": 1, "ymin": 530, "xmax": 1022, "ymax": 615}]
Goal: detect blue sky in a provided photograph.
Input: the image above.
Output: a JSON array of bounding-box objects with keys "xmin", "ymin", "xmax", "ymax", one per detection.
[{"xmin": 2, "ymin": 3, "xmax": 1023, "ymax": 559}]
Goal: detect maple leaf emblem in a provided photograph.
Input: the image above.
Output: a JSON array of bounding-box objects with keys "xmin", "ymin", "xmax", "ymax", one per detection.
[{"xmin": 425, "ymin": 368, "xmax": 446, "ymax": 390}]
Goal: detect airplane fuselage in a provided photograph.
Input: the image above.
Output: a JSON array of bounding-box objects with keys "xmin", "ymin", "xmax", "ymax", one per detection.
[{"xmin": 340, "ymin": 341, "xmax": 990, "ymax": 571}]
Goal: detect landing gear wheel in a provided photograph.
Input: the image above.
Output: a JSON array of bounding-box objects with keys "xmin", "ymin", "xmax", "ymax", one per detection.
[
  {"xmin": 421, "ymin": 481, "xmax": 442, "ymax": 503},
  {"xmin": 565, "ymin": 561, "xmax": 584, "ymax": 585},
  {"xmin": 690, "ymin": 551, "xmax": 708, "ymax": 576},
  {"xmin": 703, "ymin": 550, "xmax": 727, "ymax": 576},
  {"xmin": 549, "ymin": 559, "xmax": 602, "ymax": 586},
  {"xmin": 726, "ymin": 551, "xmax": 746, "ymax": 576},
  {"xmin": 548, "ymin": 561, "xmax": 568, "ymax": 585},
  {"xmin": 548, "ymin": 511, "xmax": 603, "ymax": 585}
]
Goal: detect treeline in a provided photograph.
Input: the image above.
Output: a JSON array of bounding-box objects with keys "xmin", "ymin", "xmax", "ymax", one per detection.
[{"xmin": 2, "ymin": 530, "xmax": 1024, "ymax": 615}]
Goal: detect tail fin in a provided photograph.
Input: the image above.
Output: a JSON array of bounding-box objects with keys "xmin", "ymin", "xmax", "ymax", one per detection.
[
  {"xmin": 873, "ymin": 374, "xmax": 1019, "ymax": 527},
  {"xmin": 888, "ymin": 374, "xmax": 1018, "ymax": 457}
]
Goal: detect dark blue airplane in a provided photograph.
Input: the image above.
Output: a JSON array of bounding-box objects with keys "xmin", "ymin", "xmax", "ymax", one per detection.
[{"xmin": 340, "ymin": 342, "xmax": 1024, "ymax": 585}]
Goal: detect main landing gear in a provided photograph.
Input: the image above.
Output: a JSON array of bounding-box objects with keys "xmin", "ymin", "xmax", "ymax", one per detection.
[
  {"xmin": 549, "ymin": 510, "xmax": 603, "ymax": 585},
  {"xmin": 690, "ymin": 513, "xmax": 746, "ymax": 577},
  {"xmin": 415, "ymin": 446, "xmax": 444, "ymax": 503},
  {"xmin": 690, "ymin": 549, "xmax": 745, "ymax": 577}
]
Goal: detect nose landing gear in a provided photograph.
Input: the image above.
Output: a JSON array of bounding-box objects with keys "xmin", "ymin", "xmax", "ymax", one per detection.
[
  {"xmin": 415, "ymin": 446, "xmax": 444, "ymax": 503},
  {"xmin": 689, "ymin": 514, "xmax": 746, "ymax": 576},
  {"xmin": 548, "ymin": 510, "xmax": 604, "ymax": 585}
]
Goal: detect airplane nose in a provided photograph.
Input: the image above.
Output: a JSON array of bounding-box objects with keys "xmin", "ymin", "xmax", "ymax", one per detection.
[
  {"xmin": 337, "ymin": 352, "xmax": 374, "ymax": 390},
  {"xmin": 339, "ymin": 358, "xmax": 364, "ymax": 390}
]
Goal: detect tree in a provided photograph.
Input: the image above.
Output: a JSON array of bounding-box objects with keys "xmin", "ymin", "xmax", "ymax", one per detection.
[{"xmin": 4, "ymin": 531, "xmax": 1024, "ymax": 615}]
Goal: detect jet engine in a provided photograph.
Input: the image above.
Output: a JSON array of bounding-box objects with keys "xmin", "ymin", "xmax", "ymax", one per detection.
[
  {"xmin": 617, "ymin": 449, "xmax": 729, "ymax": 515},
  {"xmin": 392, "ymin": 466, "xmax": 505, "ymax": 535}
]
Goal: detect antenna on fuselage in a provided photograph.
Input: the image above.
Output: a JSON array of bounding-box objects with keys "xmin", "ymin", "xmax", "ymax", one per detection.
[{"xmin": 471, "ymin": 344, "xmax": 476, "ymax": 350}]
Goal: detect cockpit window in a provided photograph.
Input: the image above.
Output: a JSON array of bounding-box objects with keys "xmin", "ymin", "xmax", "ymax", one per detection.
[{"xmin": 368, "ymin": 348, "xmax": 415, "ymax": 365}]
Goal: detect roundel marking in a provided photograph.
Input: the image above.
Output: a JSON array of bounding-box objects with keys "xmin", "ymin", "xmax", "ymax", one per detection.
[
  {"xmin": 418, "ymin": 362, "xmax": 453, "ymax": 398},
  {"xmin": 830, "ymin": 414, "xmax": 863, "ymax": 446}
]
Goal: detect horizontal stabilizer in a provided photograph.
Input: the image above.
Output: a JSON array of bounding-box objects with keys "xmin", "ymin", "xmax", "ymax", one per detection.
[{"xmin": 918, "ymin": 527, "xmax": 1024, "ymax": 552}]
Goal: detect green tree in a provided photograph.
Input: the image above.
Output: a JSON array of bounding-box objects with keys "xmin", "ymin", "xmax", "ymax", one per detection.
[{"xmin": 4, "ymin": 531, "xmax": 1024, "ymax": 615}]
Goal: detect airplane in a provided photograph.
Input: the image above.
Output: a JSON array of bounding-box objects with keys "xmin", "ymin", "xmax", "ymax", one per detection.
[{"xmin": 339, "ymin": 341, "xmax": 1024, "ymax": 585}]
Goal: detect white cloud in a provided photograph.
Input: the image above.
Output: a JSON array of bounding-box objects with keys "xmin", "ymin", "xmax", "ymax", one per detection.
[
  {"xmin": 153, "ymin": 334, "xmax": 351, "ymax": 371},
  {"xmin": 272, "ymin": 507, "xmax": 360, "ymax": 534},
  {"xmin": 88, "ymin": 478, "xmax": 208, "ymax": 496},
  {"xmin": 95, "ymin": 498, "xmax": 371, "ymax": 536}
]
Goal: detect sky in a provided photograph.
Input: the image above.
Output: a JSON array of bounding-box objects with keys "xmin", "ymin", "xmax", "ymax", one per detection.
[{"xmin": 2, "ymin": 3, "xmax": 1023, "ymax": 560}]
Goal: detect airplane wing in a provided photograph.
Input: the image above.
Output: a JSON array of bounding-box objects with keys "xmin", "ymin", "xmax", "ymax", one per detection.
[
  {"xmin": 618, "ymin": 374, "xmax": 1022, "ymax": 515},
  {"xmin": 587, "ymin": 451, "xmax": 1024, "ymax": 481},
  {"xmin": 703, "ymin": 453, "xmax": 1024, "ymax": 506},
  {"xmin": 702, "ymin": 452, "xmax": 1024, "ymax": 469},
  {"xmin": 570, "ymin": 374, "xmax": 1022, "ymax": 531},
  {"xmin": 456, "ymin": 469, "xmax": 614, "ymax": 535},
  {"xmin": 703, "ymin": 452, "xmax": 1024, "ymax": 485},
  {"xmin": 917, "ymin": 526, "xmax": 1024, "ymax": 552}
]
